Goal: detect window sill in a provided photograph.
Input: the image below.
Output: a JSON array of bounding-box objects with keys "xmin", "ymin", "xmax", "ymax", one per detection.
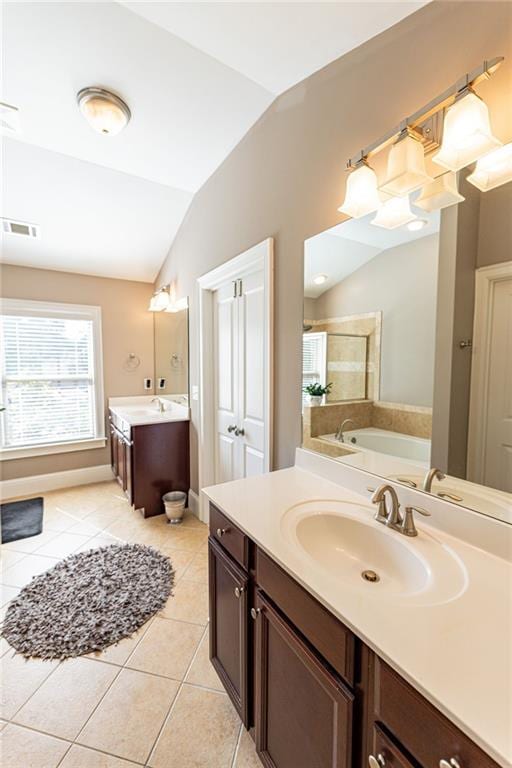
[{"xmin": 0, "ymin": 437, "xmax": 107, "ymax": 461}]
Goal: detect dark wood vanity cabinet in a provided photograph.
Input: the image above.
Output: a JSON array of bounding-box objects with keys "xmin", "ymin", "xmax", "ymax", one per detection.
[
  {"xmin": 208, "ymin": 503, "xmax": 501, "ymax": 768},
  {"xmin": 109, "ymin": 410, "xmax": 189, "ymax": 517}
]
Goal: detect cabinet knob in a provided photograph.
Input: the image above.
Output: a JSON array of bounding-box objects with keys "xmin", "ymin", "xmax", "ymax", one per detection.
[
  {"xmin": 234, "ymin": 586, "xmax": 245, "ymax": 599},
  {"xmin": 439, "ymin": 760, "xmax": 461, "ymax": 768},
  {"xmin": 368, "ymin": 755, "xmax": 385, "ymax": 768},
  {"xmin": 227, "ymin": 425, "xmax": 237, "ymax": 433},
  {"xmin": 216, "ymin": 527, "xmax": 228, "ymax": 537},
  {"xmin": 250, "ymin": 607, "xmax": 261, "ymax": 620}
]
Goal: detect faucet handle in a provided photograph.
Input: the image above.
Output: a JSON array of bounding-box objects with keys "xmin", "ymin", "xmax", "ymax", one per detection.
[
  {"xmin": 408, "ymin": 505, "xmax": 431, "ymax": 517},
  {"xmin": 401, "ymin": 505, "xmax": 431, "ymax": 536}
]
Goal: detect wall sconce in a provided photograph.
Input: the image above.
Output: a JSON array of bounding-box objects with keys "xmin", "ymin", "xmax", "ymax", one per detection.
[
  {"xmin": 338, "ymin": 161, "xmax": 381, "ymax": 219},
  {"xmin": 148, "ymin": 286, "xmax": 170, "ymax": 312},
  {"xmin": 379, "ymin": 130, "xmax": 433, "ymax": 196},
  {"xmin": 415, "ymin": 172, "xmax": 465, "ymax": 212},
  {"xmin": 432, "ymin": 89, "xmax": 501, "ymax": 172},
  {"xmin": 371, "ymin": 195, "xmax": 416, "ymax": 229},
  {"xmin": 466, "ymin": 141, "xmax": 512, "ymax": 192}
]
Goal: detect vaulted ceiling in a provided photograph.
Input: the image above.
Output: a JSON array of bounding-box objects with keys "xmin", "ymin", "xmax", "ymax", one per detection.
[{"xmin": 1, "ymin": 1, "xmax": 426, "ymax": 282}]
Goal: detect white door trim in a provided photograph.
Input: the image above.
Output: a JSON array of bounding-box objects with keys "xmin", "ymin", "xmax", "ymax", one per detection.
[
  {"xmin": 197, "ymin": 238, "xmax": 274, "ymax": 521},
  {"xmin": 467, "ymin": 260, "xmax": 512, "ymax": 483}
]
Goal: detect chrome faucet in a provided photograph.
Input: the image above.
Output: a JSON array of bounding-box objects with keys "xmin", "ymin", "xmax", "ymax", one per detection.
[
  {"xmin": 151, "ymin": 397, "xmax": 165, "ymax": 413},
  {"xmin": 423, "ymin": 467, "xmax": 445, "ymax": 492},
  {"xmin": 335, "ymin": 418, "xmax": 356, "ymax": 442},
  {"xmin": 371, "ymin": 483, "xmax": 431, "ymax": 537}
]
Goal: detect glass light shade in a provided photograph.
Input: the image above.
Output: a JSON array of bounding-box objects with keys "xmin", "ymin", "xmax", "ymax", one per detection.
[
  {"xmin": 338, "ymin": 164, "xmax": 381, "ymax": 218},
  {"xmin": 371, "ymin": 196, "xmax": 416, "ymax": 230},
  {"xmin": 379, "ymin": 134, "xmax": 433, "ymax": 196},
  {"xmin": 148, "ymin": 289, "xmax": 170, "ymax": 312},
  {"xmin": 466, "ymin": 142, "xmax": 512, "ymax": 191},
  {"xmin": 78, "ymin": 88, "xmax": 130, "ymax": 136},
  {"xmin": 415, "ymin": 172, "xmax": 465, "ymax": 212},
  {"xmin": 432, "ymin": 91, "xmax": 501, "ymax": 171}
]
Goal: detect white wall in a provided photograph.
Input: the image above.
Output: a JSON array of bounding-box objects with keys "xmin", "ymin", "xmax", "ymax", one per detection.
[{"xmin": 314, "ymin": 234, "xmax": 439, "ymax": 407}]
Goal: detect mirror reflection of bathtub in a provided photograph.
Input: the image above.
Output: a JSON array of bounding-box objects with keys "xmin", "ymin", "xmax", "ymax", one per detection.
[{"xmin": 320, "ymin": 427, "xmax": 431, "ymax": 468}]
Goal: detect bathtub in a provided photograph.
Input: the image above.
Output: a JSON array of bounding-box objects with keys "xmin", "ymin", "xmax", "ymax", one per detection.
[{"xmin": 321, "ymin": 427, "xmax": 431, "ymax": 467}]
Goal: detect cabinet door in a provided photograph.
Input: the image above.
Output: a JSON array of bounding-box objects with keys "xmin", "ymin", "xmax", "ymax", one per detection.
[
  {"xmin": 117, "ymin": 437, "xmax": 126, "ymax": 490},
  {"xmin": 208, "ymin": 537, "xmax": 249, "ymax": 725},
  {"xmin": 254, "ymin": 590, "xmax": 353, "ymax": 768},
  {"xmin": 110, "ymin": 427, "xmax": 119, "ymax": 477},
  {"xmin": 370, "ymin": 725, "xmax": 415, "ymax": 768}
]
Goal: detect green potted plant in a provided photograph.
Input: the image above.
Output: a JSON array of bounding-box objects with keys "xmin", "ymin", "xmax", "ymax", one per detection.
[{"xmin": 303, "ymin": 382, "xmax": 332, "ymax": 406}]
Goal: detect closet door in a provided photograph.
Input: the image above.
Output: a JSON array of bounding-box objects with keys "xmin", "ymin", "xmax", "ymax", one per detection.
[{"xmin": 213, "ymin": 281, "xmax": 239, "ymax": 484}]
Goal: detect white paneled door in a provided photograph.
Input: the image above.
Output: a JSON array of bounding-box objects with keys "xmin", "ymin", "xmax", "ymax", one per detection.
[{"xmin": 213, "ymin": 269, "xmax": 266, "ymax": 483}]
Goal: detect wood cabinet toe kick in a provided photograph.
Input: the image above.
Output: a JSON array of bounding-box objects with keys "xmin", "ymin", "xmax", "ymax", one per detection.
[{"xmin": 207, "ymin": 502, "xmax": 501, "ymax": 768}]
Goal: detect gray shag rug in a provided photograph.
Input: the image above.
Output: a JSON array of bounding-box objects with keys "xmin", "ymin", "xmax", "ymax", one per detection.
[{"xmin": 1, "ymin": 543, "xmax": 174, "ymax": 660}]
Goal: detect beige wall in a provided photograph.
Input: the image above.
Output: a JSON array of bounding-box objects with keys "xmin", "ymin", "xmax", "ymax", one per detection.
[
  {"xmin": 1, "ymin": 264, "xmax": 154, "ymax": 480},
  {"xmin": 157, "ymin": 2, "xmax": 512, "ymax": 492}
]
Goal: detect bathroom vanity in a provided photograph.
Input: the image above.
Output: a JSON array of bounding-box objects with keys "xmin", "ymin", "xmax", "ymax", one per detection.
[
  {"xmin": 108, "ymin": 396, "xmax": 190, "ymax": 517},
  {"xmin": 204, "ymin": 455, "xmax": 511, "ymax": 768}
]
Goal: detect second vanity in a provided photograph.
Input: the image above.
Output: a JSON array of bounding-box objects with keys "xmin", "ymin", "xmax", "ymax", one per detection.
[{"xmin": 203, "ymin": 451, "xmax": 511, "ymax": 768}]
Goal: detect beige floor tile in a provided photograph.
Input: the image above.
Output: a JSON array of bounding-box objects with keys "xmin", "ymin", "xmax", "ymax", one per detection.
[
  {"xmin": 161, "ymin": 548, "xmax": 195, "ymax": 581},
  {"xmin": 86, "ymin": 619, "xmax": 153, "ymax": 666},
  {"xmin": 185, "ymin": 630, "xmax": 223, "ymax": 691},
  {"xmin": 0, "ymin": 584, "xmax": 20, "ymax": 607},
  {"xmin": 2, "ymin": 553, "xmax": 59, "ymax": 588},
  {"xmin": 127, "ymin": 617, "xmax": 203, "ymax": 680},
  {"xmin": 164, "ymin": 528, "xmax": 208, "ymax": 552},
  {"xmin": 0, "ymin": 723, "xmax": 70, "ymax": 768},
  {"xmin": 43, "ymin": 509, "xmax": 82, "ymax": 533},
  {"xmin": 1, "ymin": 529, "xmax": 60, "ymax": 554},
  {"xmin": 234, "ymin": 727, "xmax": 260, "ymax": 768},
  {"xmin": 0, "ymin": 550, "xmax": 26, "ymax": 574},
  {"xmin": 34, "ymin": 531, "xmax": 91, "ymax": 558},
  {"xmin": 159, "ymin": 578, "xmax": 209, "ymax": 625},
  {"xmin": 1, "ymin": 653, "xmax": 59, "ymax": 719},
  {"xmin": 14, "ymin": 657, "xmax": 118, "ymax": 740},
  {"xmin": 74, "ymin": 533, "xmax": 122, "ymax": 554},
  {"xmin": 59, "ymin": 744, "xmax": 138, "ymax": 768},
  {"xmin": 78, "ymin": 668, "xmax": 179, "ymax": 764},
  {"xmin": 66, "ymin": 518, "xmax": 103, "ymax": 537},
  {"xmin": 149, "ymin": 684, "xmax": 240, "ymax": 768},
  {"xmin": 183, "ymin": 550, "xmax": 208, "ymax": 583}
]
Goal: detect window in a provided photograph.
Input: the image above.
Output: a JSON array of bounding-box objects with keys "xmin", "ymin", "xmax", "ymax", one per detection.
[
  {"xmin": 302, "ymin": 332, "xmax": 327, "ymax": 408},
  {"xmin": 0, "ymin": 299, "xmax": 105, "ymax": 459}
]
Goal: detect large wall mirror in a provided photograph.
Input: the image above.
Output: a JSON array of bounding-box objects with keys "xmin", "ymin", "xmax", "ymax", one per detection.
[
  {"xmin": 302, "ymin": 173, "xmax": 511, "ymax": 524},
  {"xmin": 154, "ymin": 308, "xmax": 189, "ymax": 401}
]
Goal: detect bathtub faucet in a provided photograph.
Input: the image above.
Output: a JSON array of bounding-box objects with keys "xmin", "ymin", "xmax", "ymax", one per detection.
[{"xmin": 335, "ymin": 418, "xmax": 357, "ymax": 442}]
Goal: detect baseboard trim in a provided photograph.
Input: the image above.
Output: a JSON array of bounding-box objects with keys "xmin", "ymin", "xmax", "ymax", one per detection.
[
  {"xmin": 188, "ymin": 488, "xmax": 200, "ymax": 520},
  {"xmin": 0, "ymin": 464, "xmax": 113, "ymax": 500}
]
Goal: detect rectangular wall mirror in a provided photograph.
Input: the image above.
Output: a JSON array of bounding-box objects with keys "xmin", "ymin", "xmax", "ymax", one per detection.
[
  {"xmin": 154, "ymin": 308, "xmax": 189, "ymax": 401},
  {"xmin": 302, "ymin": 172, "xmax": 512, "ymax": 524}
]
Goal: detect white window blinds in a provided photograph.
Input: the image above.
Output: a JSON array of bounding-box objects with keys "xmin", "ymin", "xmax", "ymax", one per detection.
[
  {"xmin": 302, "ymin": 332, "xmax": 327, "ymax": 407},
  {"xmin": 1, "ymin": 302, "xmax": 103, "ymax": 450}
]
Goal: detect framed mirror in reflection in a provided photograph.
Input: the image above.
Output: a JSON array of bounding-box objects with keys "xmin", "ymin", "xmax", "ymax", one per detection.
[
  {"xmin": 303, "ymin": 173, "xmax": 512, "ymax": 524},
  {"xmin": 154, "ymin": 308, "xmax": 189, "ymax": 403}
]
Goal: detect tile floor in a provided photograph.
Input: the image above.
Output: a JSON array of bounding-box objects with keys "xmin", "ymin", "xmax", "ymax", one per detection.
[{"xmin": 0, "ymin": 481, "xmax": 260, "ymax": 768}]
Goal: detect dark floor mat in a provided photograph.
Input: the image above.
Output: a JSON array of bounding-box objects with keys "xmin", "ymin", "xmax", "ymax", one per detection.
[{"xmin": 1, "ymin": 497, "xmax": 44, "ymax": 544}]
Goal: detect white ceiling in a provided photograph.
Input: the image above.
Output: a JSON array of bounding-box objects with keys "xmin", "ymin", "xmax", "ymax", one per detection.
[{"xmin": 1, "ymin": 1, "xmax": 427, "ymax": 282}]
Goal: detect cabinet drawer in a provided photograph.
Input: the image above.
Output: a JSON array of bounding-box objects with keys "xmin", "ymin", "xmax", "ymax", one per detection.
[
  {"xmin": 370, "ymin": 725, "xmax": 415, "ymax": 768},
  {"xmin": 210, "ymin": 504, "xmax": 249, "ymax": 570},
  {"xmin": 256, "ymin": 547, "xmax": 354, "ymax": 686},
  {"xmin": 374, "ymin": 658, "xmax": 500, "ymax": 768}
]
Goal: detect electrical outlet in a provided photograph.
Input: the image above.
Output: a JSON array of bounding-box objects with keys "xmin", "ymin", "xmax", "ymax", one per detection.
[
  {"xmin": 158, "ymin": 378, "xmax": 166, "ymax": 389},
  {"xmin": 144, "ymin": 378, "xmax": 153, "ymax": 390},
  {"xmin": 192, "ymin": 385, "xmax": 199, "ymax": 401}
]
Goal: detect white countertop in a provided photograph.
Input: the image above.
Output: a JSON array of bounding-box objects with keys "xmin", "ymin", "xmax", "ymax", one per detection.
[
  {"xmin": 108, "ymin": 396, "xmax": 189, "ymax": 426},
  {"xmin": 203, "ymin": 466, "xmax": 512, "ymax": 767}
]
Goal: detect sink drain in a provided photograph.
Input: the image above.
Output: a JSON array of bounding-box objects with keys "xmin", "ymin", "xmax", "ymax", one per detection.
[{"xmin": 361, "ymin": 569, "xmax": 380, "ymax": 583}]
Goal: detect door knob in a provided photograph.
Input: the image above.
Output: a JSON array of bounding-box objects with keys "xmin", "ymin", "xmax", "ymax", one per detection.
[
  {"xmin": 234, "ymin": 427, "xmax": 245, "ymax": 437},
  {"xmin": 234, "ymin": 586, "xmax": 245, "ymax": 599},
  {"xmin": 250, "ymin": 607, "xmax": 261, "ymax": 620},
  {"xmin": 227, "ymin": 424, "xmax": 237, "ymax": 433},
  {"xmin": 368, "ymin": 755, "xmax": 385, "ymax": 768}
]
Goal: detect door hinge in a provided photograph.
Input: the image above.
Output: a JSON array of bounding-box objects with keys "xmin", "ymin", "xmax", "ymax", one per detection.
[
  {"xmin": 232, "ymin": 280, "xmax": 237, "ymax": 298},
  {"xmin": 237, "ymin": 278, "xmax": 242, "ymax": 297}
]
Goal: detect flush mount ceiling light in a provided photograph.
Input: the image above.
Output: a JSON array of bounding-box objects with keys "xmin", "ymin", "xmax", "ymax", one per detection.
[
  {"xmin": 313, "ymin": 273, "xmax": 328, "ymax": 285},
  {"xmin": 432, "ymin": 89, "xmax": 501, "ymax": 172},
  {"xmin": 338, "ymin": 161, "xmax": 381, "ymax": 219},
  {"xmin": 77, "ymin": 87, "xmax": 131, "ymax": 136},
  {"xmin": 406, "ymin": 218, "xmax": 428, "ymax": 232},
  {"xmin": 371, "ymin": 196, "xmax": 416, "ymax": 230},
  {"xmin": 415, "ymin": 172, "xmax": 465, "ymax": 212},
  {"xmin": 466, "ymin": 141, "xmax": 512, "ymax": 191},
  {"xmin": 379, "ymin": 130, "xmax": 433, "ymax": 197}
]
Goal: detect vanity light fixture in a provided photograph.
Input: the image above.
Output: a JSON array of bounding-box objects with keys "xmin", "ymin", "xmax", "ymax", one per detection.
[
  {"xmin": 379, "ymin": 129, "xmax": 433, "ymax": 196},
  {"xmin": 371, "ymin": 195, "xmax": 416, "ymax": 230},
  {"xmin": 77, "ymin": 87, "xmax": 131, "ymax": 136},
  {"xmin": 466, "ymin": 141, "xmax": 512, "ymax": 192},
  {"xmin": 338, "ymin": 160, "xmax": 381, "ymax": 219},
  {"xmin": 432, "ymin": 89, "xmax": 501, "ymax": 172},
  {"xmin": 415, "ymin": 172, "xmax": 465, "ymax": 212},
  {"xmin": 148, "ymin": 286, "xmax": 170, "ymax": 312},
  {"xmin": 406, "ymin": 218, "xmax": 428, "ymax": 232},
  {"xmin": 313, "ymin": 274, "xmax": 328, "ymax": 285}
]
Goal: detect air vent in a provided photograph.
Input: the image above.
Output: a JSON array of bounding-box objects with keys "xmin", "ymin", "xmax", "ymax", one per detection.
[
  {"xmin": 1, "ymin": 218, "xmax": 40, "ymax": 239},
  {"xmin": 0, "ymin": 102, "xmax": 20, "ymax": 134}
]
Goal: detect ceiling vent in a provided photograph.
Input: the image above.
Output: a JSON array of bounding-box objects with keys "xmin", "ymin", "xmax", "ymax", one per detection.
[{"xmin": 1, "ymin": 218, "xmax": 41, "ymax": 239}]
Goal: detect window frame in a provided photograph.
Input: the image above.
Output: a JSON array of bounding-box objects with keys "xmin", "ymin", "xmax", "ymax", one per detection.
[{"xmin": 0, "ymin": 298, "xmax": 106, "ymax": 460}]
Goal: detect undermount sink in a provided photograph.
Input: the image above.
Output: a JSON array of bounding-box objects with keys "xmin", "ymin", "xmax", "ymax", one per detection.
[{"xmin": 281, "ymin": 500, "xmax": 467, "ymax": 605}]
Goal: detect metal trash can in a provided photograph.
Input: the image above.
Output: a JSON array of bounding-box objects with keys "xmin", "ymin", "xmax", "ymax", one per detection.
[{"xmin": 163, "ymin": 491, "xmax": 187, "ymax": 525}]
